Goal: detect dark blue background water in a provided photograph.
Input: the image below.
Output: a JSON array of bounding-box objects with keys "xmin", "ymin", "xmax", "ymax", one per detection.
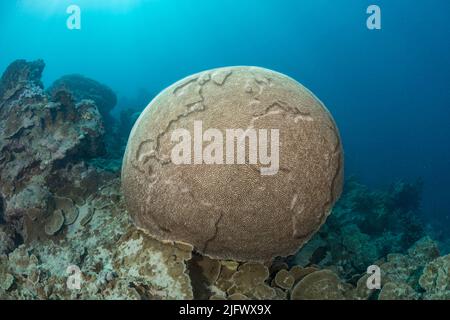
[{"xmin": 1, "ymin": 0, "xmax": 449, "ymax": 232}]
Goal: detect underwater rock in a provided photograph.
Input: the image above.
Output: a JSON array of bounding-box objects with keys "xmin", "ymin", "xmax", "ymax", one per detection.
[
  {"xmin": 0, "ymin": 59, "xmax": 44, "ymax": 102},
  {"xmin": 213, "ymin": 261, "xmax": 239, "ymax": 295},
  {"xmin": 48, "ymin": 74, "xmax": 117, "ymax": 118},
  {"xmin": 106, "ymin": 108, "xmax": 144, "ymax": 161},
  {"xmin": 0, "ymin": 178, "xmax": 195, "ymax": 300},
  {"xmin": 288, "ymin": 265, "xmax": 319, "ymax": 284},
  {"xmin": 228, "ymin": 262, "xmax": 271, "ymax": 298},
  {"xmin": 122, "ymin": 66, "xmax": 343, "ymax": 261}
]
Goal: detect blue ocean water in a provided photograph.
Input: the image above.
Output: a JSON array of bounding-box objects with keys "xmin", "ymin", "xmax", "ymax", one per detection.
[{"xmin": 0, "ymin": 0, "xmax": 449, "ymax": 234}]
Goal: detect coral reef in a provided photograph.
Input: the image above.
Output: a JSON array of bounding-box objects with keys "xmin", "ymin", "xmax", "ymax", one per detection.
[
  {"xmin": 47, "ymin": 74, "xmax": 125, "ymax": 161},
  {"xmin": 419, "ymin": 254, "xmax": 450, "ymax": 300},
  {"xmin": 291, "ymin": 177, "xmax": 427, "ymax": 279},
  {"xmin": 0, "ymin": 59, "xmax": 448, "ymax": 300},
  {"xmin": 47, "ymin": 74, "xmax": 116, "ymax": 119},
  {"xmin": 0, "ymin": 179, "xmax": 194, "ymax": 299},
  {"xmin": 291, "ymin": 270, "xmax": 346, "ymax": 300},
  {"xmin": 0, "ymin": 59, "xmax": 45, "ymax": 101},
  {"xmin": 0, "ymin": 225, "xmax": 16, "ymax": 255},
  {"xmin": 0, "ymin": 60, "xmax": 105, "ymax": 246}
]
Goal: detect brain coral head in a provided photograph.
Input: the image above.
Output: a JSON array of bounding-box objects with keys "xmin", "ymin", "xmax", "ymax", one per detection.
[{"xmin": 122, "ymin": 66, "xmax": 343, "ymax": 261}]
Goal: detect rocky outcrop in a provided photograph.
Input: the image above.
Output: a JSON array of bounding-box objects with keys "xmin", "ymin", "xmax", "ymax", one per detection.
[
  {"xmin": 0, "ymin": 60, "xmax": 106, "ymax": 243},
  {"xmin": 0, "ymin": 59, "xmax": 44, "ymax": 102},
  {"xmin": 47, "ymin": 74, "xmax": 117, "ymax": 118},
  {"xmin": 47, "ymin": 74, "xmax": 127, "ymax": 160}
]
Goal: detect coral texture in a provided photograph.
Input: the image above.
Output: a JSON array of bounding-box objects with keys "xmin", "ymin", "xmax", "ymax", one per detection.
[
  {"xmin": 122, "ymin": 66, "xmax": 344, "ymax": 261},
  {"xmin": 419, "ymin": 254, "xmax": 450, "ymax": 300},
  {"xmin": 0, "ymin": 60, "xmax": 105, "ymax": 243}
]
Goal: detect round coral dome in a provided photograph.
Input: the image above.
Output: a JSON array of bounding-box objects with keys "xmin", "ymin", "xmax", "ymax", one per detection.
[{"xmin": 121, "ymin": 66, "xmax": 343, "ymax": 261}]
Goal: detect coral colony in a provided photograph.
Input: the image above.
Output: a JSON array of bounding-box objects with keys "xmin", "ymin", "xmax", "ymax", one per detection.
[
  {"xmin": 122, "ymin": 66, "xmax": 343, "ymax": 262},
  {"xmin": 170, "ymin": 120, "xmax": 280, "ymax": 176},
  {"xmin": 0, "ymin": 60, "xmax": 448, "ymax": 300}
]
